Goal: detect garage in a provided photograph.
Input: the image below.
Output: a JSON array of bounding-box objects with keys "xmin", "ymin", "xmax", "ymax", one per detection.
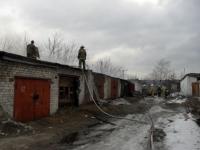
[
  {"xmin": 192, "ymin": 82, "xmax": 200, "ymax": 97},
  {"xmin": 59, "ymin": 75, "xmax": 80, "ymax": 108},
  {"xmin": 111, "ymin": 79, "xmax": 118, "ymax": 99},
  {"xmin": 14, "ymin": 77, "xmax": 50, "ymax": 122}
]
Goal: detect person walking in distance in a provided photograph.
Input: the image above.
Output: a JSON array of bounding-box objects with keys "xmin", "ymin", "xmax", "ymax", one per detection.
[{"xmin": 78, "ymin": 46, "xmax": 87, "ymax": 70}]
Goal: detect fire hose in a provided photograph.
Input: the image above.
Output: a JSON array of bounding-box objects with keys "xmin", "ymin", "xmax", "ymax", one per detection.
[{"xmin": 82, "ymin": 70, "xmax": 154, "ymax": 149}]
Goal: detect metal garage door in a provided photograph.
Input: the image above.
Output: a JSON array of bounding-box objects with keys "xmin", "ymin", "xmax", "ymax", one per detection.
[
  {"xmin": 111, "ymin": 79, "xmax": 118, "ymax": 99},
  {"xmin": 14, "ymin": 78, "xmax": 50, "ymax": 122},
  {"xmin": 192, "ymin": 82, "xmax": 200, "ymax": 97}
]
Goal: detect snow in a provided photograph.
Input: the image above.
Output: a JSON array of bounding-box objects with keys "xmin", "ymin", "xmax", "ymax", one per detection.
[
  {"xmin": 149, "ymin": 105, "xmax": 172, "ymax": 114},
  {"xmin": 167, "ymin": 98, "xmax": 187, "ymax": 104},
  {"xmin": 110, "ymin": 98, "xmax": 131, "ymax": 106},
  {"xmin": 164, "ymin": 114, "xmax": 200, "ymax": 150},
  {"xmin": 71, "ymin": 97, "xmax": 200, "ymax": 150}
]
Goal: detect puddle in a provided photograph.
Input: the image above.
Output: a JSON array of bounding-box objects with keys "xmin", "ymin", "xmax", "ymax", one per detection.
[
  {"xmin": 60, "ymin": 132, "xmax": 79, "ymax": 144},
  {"xmin": 153, "ymin": 128, "xmax": 166, "ymax": 142},
  {"xmin": 196, "ymin": 118, "xmax": 200, "ymax": 126},
  {"xmin": 164, "ymin": 114, "xmax": 200, "ymax": 150}
]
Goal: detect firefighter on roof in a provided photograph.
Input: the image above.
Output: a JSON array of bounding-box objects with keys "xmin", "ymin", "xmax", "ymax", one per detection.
[
  {"xmin": 27, "ymin": 40, "xmax": 40, "ymax": 59},
  {"xmin": 78, "ymin": 46, "xmax": 87, "ymax": 70}
]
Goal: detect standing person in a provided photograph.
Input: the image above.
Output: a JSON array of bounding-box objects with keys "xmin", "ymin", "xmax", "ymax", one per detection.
[
  {"xmin": 78, "ymin": 46, "xmax": 87, "ymax": 70},
  {"xmin": 73, "ymin": 78, "xmax": 80, "ymax": 107},
  {"xmin": 27, "ymin": 40, "xmax": 40, "ymax": 59},
  {"xmin": 157, "ymin": 86, "xmax": 162, "ymax": 97}
]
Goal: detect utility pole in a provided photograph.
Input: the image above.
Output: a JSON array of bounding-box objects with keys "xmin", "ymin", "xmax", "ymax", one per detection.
[{"xmin": 122, "ymin": 69, "xmax": 127, "ymax": 79}]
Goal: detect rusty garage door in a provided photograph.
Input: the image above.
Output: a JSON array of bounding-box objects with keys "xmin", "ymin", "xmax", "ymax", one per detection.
[
  {"xmin": 14, "ymin": 78, "xmax": 50, "ymax": 122},
  {"xmin": 111, "ymin": 79, "xmax": 118, "ymax": 99},
  {"xmin": 94, "ymin": 74, "xmax": 105, "ymax": 99},
  {"xmin": 192, "ymin": 82, "xmax": 200, "ymax": 97}
]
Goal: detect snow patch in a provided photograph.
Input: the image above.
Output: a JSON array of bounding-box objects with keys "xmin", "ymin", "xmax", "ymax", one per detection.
[
  {"xmin": 110, "ymin": 98, "xmax": 131, "ymax": 106},
  {"xmin": 167, "ymin": 98, "xmax": 187, "ymax": 104}
]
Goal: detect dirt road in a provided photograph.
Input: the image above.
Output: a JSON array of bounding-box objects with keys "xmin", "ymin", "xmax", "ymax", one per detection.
[
  {"xmin": 0, "ymin": 97, "xmax": 200, "ymax": 150},
  {"xmin": 62, "ymin": 97, "xmax": 200, "ymax": 150}
]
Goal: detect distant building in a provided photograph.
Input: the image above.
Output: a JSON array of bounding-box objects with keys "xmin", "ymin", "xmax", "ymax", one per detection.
[
  {"xmin": 180, "ymin": 73, "xmax": 200, "ymax": 96},
  {"xmin": 129, "ymin": 79, "xmax": 142, "ymax": 93}
]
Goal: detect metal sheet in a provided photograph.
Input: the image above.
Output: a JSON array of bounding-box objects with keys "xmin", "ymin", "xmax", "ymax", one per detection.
[{"xmin": 14, "ymin": 78, "xmax": 50, "ymax": 122}]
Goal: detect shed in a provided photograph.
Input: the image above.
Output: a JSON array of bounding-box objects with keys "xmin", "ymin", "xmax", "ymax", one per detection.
[
  {"xmin": 0, "ymin": 51, "xmax": 92, "ymax": 122},
  {"xmin": 180, "ymin": 73, "xmax": 200, "ymax": 97}
]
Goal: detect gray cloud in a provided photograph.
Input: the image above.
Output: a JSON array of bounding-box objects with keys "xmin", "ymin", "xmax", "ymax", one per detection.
[{"xmin": 0, "ymin": 0, "xmax": 200, "ymax": 77}]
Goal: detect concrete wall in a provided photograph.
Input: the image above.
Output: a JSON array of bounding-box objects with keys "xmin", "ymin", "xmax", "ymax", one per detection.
[
  {"xmin": 134, "ymin": 82, "xmax": 142, "ymax": 93},
  {"xmin": 181, "ymin": 76, "xmax": 197, "ymax": 96},
  {"xmin": 104, "ymin": 76, "xmax": 111, "ymax": 99},
  {"xmin": 0, "ymin": 60, "xmax": 58, "ymax": 117}
]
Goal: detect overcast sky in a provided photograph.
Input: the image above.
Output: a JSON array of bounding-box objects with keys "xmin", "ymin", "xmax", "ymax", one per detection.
[{"xmin": 0, "ymin": 0, "xmax": 199, "ymax": 78}]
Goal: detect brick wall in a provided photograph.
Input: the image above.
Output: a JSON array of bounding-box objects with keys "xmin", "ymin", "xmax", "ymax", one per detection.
[
  {"xmin": 57, "ymin": 67, "xmax": 87, "ymax": 105},
  {"xmin": 0, "ymin": 60, "xmax": 58, "ymax": 117}
]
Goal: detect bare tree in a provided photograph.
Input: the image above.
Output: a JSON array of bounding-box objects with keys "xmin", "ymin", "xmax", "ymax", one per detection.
[
  {"xmin": 0, "ymin": 33, "xmax": 78, "ymax": 66},
  {"xmin": 127, "ymin": 74, "xmax": 139, "ymax": 80},
  {"xmin": 44, "ymin": 33, "xmax": 78, "ymax": 66},
  {"xmin": 150, "ymin": 58, "xmax": 176, "ymax": 80},
  {"xmin": 0, "ymin": 33, "xmax": 29, "ymax": 56},
  {"xmin": 91, "ymin": 58, "xmax": 126, "ymax": 79}
]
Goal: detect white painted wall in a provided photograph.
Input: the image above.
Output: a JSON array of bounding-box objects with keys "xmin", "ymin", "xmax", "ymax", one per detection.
[
  {"xmin": 104, "ymin": 77, "xmax": 111, "ymax": 99},
  {"xmin": 135, "ymin": 82, "xmax": 142, "ymax": 93},
  {"xmin": 181, "ymin": 76, "xmax": 197, "ymax": 96},
  {"xmin": 131, "ymin": 81, "xmax": 142, "ymax": 92}
]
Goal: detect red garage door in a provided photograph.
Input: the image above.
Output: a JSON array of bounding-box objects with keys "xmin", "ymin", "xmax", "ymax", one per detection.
[
  {"xmin": 111, "ymin": 79, "xmax": 118, "ymax": 99},
  {"xmin": 14, "ymin": 78, "xmax": 50, "ymax": 122}
]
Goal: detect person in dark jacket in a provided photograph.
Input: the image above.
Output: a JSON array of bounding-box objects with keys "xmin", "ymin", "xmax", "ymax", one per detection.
[
  {"xmin": 27, "ymin": 40, "xmax": 40, "ymax": 59},
  {"xmin": 157, "ymin": 86, "xmax": 162, "ymax": 97},
  {"xmin": 78, "ymin": 46, "xmax": 87, "ymax": 70}
]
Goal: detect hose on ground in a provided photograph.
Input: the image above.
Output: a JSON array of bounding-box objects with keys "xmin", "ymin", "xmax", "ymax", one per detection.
[
  {"xmin": 82, "ymin": 70, "xmax": 154, "ymax": 150},
  {"xmin": 82, "ymin": 70, "xmax": 148, "ymax": 124}
]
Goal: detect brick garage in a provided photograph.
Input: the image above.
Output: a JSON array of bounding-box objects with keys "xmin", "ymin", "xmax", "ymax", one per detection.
[
  {"xmin": 0, "ymin": 51, "xmax": 135, "ymax": 122},
  {"xmin": 93, "ymin": 73, "xmax": 105, "ymax": 99},
  {"xmin": 0, "ymin": 52, "xmax": 90, "ymax": 121}
]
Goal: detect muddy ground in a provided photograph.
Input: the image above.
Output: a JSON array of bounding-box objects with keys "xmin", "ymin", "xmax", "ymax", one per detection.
[
  {"xmin": 0, "ymin": 96, "xmax": 200, "ymax": 150},
  {"xmin": 0, "ymin": 97, "xmax": 148, "ymax": 150}
]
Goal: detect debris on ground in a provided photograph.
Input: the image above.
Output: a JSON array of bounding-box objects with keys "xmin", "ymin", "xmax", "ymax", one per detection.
[
  {"xmin": 1, "ymin": 96, "xmax": 199, "ymax": 150},
  {"xmin": 0, "ymin": 105, "xmax": 34, "ymax": 138},
  {"xmin": 196, "ymin": 118, "xmax": 200, "ymax": 126},
  {"xmin": 185, "ymin": 97, "xmax": 200, "ymax": 115},
  {"xmin": 60, "ymin": 132, "xmax": 79, "ymax": 144},
  {"xmin": 0, "ymin": 105, "xmax": 9, "ymax": 122},
  {"xmin": 153, "ymin": 128, "xmax": 166, "ymax": 142},
  {"xmin": 0, "ymin": 119, "xmax": 33, "ymax": 137}
]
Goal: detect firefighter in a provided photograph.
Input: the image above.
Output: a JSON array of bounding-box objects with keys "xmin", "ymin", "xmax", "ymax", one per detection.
[
  {"xmin": 27, "ymin": 40, "xmax": 40, "ymax": 59},
  {"xmin": 157, "ymin": 86, "xmax": 162, "ymax": 97},
  {"xmin": 78, "ymin": 46, "xmax": 87, "ymax": 70}
]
